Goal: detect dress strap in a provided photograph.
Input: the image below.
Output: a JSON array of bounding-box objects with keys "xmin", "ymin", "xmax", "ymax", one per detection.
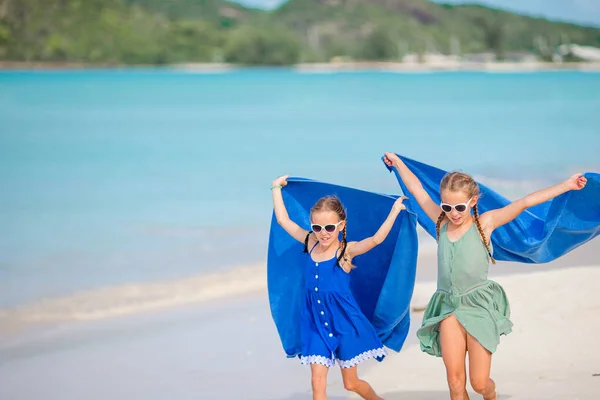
[{"xmin": 309, "ymin": 243, "xmax": 342, "ymax": 259}]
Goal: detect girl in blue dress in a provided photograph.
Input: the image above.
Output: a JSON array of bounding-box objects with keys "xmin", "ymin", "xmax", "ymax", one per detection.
[{"xmin": 271, "ymin": 174, "xmax": 407, "ymax": 400}]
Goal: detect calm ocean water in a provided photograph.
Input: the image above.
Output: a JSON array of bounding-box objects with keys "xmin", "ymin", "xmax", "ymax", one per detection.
[{"xmin": 1, "ymin": 68, "xmax": 599, "ymax": 308}]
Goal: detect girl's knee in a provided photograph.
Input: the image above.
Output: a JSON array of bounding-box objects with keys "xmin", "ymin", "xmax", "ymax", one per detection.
[
  {"xmin": 311, "ymin": 379, "xmax": 326, "ymax": 393},
  {"xmin": 446, "ymin": 373, "xmax": 466, "ymax": 394},
  {"xmin": 470, "ymin": 377, "xmax": 493, "ymax": 394},
  {"xmin": 342, "ymin": 376, "xmax": 360, "ymax": 392},
  {"xmin": 311, "ymin": 374, "xmax": 326, "ymax": 386}
]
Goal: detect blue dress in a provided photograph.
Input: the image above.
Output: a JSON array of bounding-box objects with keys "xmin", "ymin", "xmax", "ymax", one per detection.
[
  {"xmin": 299, "ymin": 242, "xmax": 387, "ymax": 368},
  {"xmin": 267, "ymin": 177, "xmax": 419, "ymax": 361}
]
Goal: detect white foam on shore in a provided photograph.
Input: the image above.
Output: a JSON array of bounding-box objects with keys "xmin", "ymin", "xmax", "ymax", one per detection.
[{"xmin": 0, "ymin": 263, "xmax": 266, "ymax": 334}]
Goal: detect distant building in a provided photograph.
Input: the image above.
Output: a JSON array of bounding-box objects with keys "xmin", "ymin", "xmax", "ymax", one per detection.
[{"xmin": 556, "ymin": 44, "xmax": 600, "ymax": 62}]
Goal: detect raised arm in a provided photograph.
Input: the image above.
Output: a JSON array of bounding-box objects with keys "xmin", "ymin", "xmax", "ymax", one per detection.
[
  {"xmin": 384, "ymin": 152, "xmax": 442, "ymax": 223},
  {"xmin": 346, "ymin": 196, "xmax": 407, "ymax": 258},
  {"xmin": 271, "ymin": 175, "xmax": 310, "ymax": 243},
  {"xmin": 482, "ymin": 173, "xmax": 588, "ymax": 231}
]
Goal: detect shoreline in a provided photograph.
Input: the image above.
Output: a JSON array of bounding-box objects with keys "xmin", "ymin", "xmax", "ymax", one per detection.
[
  {"xmin": 1, "ymin": 61, "xmax": 600, "ymax": 72},
  {"xmin": 0, "ymin": 239, "xmax": 597, "ymax": 341}
]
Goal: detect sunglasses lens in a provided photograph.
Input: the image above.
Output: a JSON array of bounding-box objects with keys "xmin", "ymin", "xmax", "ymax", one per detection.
[
  {"xmin": 441, "ymin": 205, "xmax": 452, "ymax": 213},
  {"xmin": 455, "ymin": 205, "xmax": 467, "ymax": 212},
  {"xmin": 311, "ymin": 225, "xmax": 322, "ymax": 233},
  {"xmin": 324, "ymin": 225, "xmax": 336, "ymax": 233}
]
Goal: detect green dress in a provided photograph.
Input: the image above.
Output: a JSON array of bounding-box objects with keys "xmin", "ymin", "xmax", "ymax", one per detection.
[{"xmin": 417, "ymin": 223, "xmax": 513, "ymax": 356}]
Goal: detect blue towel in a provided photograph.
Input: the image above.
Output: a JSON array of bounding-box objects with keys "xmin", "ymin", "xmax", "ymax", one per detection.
[
  {"xmin": 384, "ymin": 155, "xmax": 600, "ymax": 263},
  {"xmin": 267, "ymin": 177, "xmax": 418, "ymax": 358}
]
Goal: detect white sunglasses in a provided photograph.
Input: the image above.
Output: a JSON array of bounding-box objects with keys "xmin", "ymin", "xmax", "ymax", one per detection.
[
  {"xmin": 440, "ymin": 197, "xmax": 474, "ymax": 213},
  {"xmin": 310, "ymin": 221, "xmax": 344, "ymax": 233}
]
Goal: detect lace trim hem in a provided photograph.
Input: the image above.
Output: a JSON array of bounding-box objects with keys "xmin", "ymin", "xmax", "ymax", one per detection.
[
  {"xmin": 299, "ymin": 355, "xmax": 335, "ymax": 368},
  {"xmin": 337, "ymin": 347, "xmax": 387, "ymax": 369}
]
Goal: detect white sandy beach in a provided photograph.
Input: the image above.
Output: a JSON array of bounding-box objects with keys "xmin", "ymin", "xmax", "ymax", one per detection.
[{"xmin": 0, "ymin": 242, "xmax": 599, "ymax": 400}]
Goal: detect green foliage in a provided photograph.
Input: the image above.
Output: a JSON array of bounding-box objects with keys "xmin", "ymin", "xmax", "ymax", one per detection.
[
  {"xmin": 164, "ymin": 20, "xmax": 225, "ymax": 63},
  {"xmin": 124, "ymin": 0, "xmax": 256, "ymax": 27},
  {"xmin": 359, "ymin": 28, "xmax": 398, "ymax": 61},
  {"xmin": 224, "ymin": 25, "xmax": 301, "ymax": 65},
  {"xmin": 1, "ymin": 0, "xmax": 599, "ymax": 65}
]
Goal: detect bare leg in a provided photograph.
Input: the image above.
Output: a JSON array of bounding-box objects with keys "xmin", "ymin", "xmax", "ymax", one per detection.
[
  {"xmin": 340, "ymin": 365, "xmax": 383, "ymax": 400},
  {"xmin": 467, "ymin": 333, "xmax": 496, "ymax": 400},
  {"xmin": 311, "ymin": 364, "xmax": 329, "ymax": 400},
  {"xmin": 440, "ymin": 315, "xmax": 470, "ymax": 400}
]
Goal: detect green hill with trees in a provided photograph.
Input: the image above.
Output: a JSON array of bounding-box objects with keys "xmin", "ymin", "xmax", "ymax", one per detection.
[{"xmin": 0, "ymin": 0, "xmax": 598, "ymax": 65}]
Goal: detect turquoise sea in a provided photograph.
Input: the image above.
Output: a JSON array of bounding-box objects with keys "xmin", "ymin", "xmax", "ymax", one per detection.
[{"xmin": 1, "ymin": 69, "xmax": 599, "ymax": 307}]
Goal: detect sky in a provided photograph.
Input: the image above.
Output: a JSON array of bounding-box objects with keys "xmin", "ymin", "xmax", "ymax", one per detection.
[{"xmin": 231, "ymin": 0, "xmax": 600, "ymax": 27}]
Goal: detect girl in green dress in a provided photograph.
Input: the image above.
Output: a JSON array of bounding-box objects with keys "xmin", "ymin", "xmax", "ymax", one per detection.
[{"xmin": 383, "ymin": 152, "xmax": 587, "ymax": 400}]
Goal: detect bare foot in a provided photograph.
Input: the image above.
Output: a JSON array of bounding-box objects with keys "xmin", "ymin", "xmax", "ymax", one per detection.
[{"xmin": 484, "ymin": 391, "xmax": 497, "ymax": 400}]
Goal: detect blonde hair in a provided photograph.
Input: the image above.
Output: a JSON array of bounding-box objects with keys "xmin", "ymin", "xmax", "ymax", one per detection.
[
  {"xmin": 436, "ymin": 172, "xmax": 496, "ymax": 264},
  {"xmin": 303, "ymin": 196, "xmax": 354, "ymax": 270}
]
